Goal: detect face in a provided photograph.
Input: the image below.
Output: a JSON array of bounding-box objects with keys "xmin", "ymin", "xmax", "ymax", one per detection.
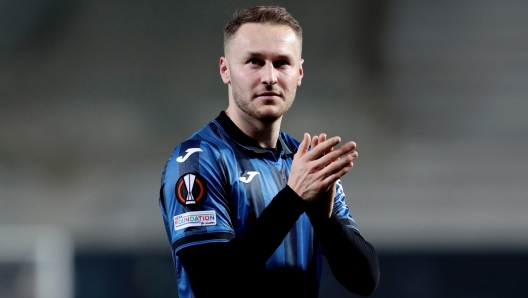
[{"xmin": 220, "ymin": 23, "xmax": 304, "ymax": 123}]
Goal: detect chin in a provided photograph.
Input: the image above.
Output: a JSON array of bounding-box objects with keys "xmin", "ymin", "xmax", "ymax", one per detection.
[
  {"xmin": 259, "ymin": 115, "xmax": 280, "ymax": 123},
  {"xmin": 256, "ymin": 108, "xmax": 286, "ymax": 123}
]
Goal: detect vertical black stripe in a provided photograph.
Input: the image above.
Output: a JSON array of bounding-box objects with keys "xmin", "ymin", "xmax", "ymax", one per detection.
[
  {"xmin": 178, "ymin": 140, "xmax": 202, "ymax": 174},
  {"xmin": 269, "ymin": 161, "xmax": 287, "ymax": 190},
  {"xmin": 306, "ymin": 234, "xmax": 321, "ymax": 294},
  {"xmin": 177, "ymin": 139, "xmax": 203, "ymax": 239},
  {"xmin": 271, "ymin": 161, "xmax": 298, "ymax": 268}
]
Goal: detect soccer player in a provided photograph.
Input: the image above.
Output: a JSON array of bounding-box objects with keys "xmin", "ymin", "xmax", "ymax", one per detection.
[{"xmin": 159, "ymin": 6, "xmax": 380, "ymax": 298}]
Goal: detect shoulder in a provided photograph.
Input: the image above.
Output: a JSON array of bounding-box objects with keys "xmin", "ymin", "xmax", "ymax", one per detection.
[
  {"xmin": 166, "ymin": 137, "xmax": 228, "ymax": 172},
  {"xmin": 161, "ymin": 124, "xmax": 239, "ymax": 182},
  {"xmin": 168, "ymin": 122, "xmax": 233, "ymax": 163}
]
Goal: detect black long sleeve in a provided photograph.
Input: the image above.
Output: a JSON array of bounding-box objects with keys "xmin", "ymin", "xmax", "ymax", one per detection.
[
  {"xmin": 177, "ymin": 185, "xmax": 307, "ymax": 297},
  {"xmin": 178, "ymin": 185, "xmax": 380, "ymax": 297},
  {"xmin": 308, "ymin": 212, "xmax": 380, "ymax": 296}
]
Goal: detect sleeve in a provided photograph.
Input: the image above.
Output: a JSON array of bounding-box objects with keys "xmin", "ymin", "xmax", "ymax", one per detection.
[
  {"xmin": 332, "ymin": 179, "xmax": 360, "ymax": 232},
  {"xmin": 160, "ymin": 139, "xmax": 234, "ymax": 254},
  {"xmin": 307, "ymin": 180, "xmax": 380, "ymax": 296},
  {"xmin": 177, "ymin": 185, "xmax": 307, "ymax": 297}
]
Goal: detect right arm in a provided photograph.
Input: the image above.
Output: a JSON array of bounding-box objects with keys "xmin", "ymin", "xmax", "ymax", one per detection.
[{"xmin": 177, "ymin": 185, "xmax": 305, "ymax": 297}]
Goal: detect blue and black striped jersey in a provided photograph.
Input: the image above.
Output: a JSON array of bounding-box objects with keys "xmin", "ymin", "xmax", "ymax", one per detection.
[{"xmin": 159, "ymin": 111, "xmax": 359, "ymax": 297}]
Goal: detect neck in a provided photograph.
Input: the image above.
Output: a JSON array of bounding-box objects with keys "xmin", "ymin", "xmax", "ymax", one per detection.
[{"xmin": 225, "ymin": 108, "xmax": 281, "ymax": 149}]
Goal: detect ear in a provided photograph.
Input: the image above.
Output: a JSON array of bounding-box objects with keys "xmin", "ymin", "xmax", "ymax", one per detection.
[
  {"xmin": 297, "ymin": 58, "xmax": 304, "ymax": 86},
  {"xmin": 220, "ymin": 57, "xmax": 230, "ymax": 84}
]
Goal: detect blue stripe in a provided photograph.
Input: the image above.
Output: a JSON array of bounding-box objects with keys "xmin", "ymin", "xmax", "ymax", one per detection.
[{"xmin": 229, "ymin": 140, "xmax": 266, "ymax": 230}]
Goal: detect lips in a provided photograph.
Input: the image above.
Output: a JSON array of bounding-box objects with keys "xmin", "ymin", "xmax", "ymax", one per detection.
[{"xmin": 256, "ymin": 91, "xmax": 281, "ymax": 98}]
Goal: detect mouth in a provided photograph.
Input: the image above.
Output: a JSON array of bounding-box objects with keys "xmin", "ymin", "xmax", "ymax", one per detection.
[{"xmin": 256, "ymin": 92, "xmax": 281, "ymax": 98}]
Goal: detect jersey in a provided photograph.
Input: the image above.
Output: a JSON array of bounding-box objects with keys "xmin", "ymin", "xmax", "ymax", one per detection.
[{"xmin": 159, "ymin": 111, "xmax": 359, "ymax": 297}]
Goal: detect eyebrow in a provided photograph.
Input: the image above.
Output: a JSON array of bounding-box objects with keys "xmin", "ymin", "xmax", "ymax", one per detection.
[{"xmin": 246, "ymin": 52, "xmax": 294, "ymax": 61}]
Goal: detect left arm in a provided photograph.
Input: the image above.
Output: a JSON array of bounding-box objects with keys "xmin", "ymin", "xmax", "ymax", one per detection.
[
  {"xmin": 307, "ymin": 134, "xmax": 379, "ymax": 296},
  {"xmin": 307, "ymin": 211, "xmax": 380, "ymax": 296}
]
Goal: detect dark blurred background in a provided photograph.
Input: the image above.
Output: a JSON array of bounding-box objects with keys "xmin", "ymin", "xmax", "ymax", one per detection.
[{"xmin": 1, "ymin": 1, "xmax": 527, "ymax": 297}]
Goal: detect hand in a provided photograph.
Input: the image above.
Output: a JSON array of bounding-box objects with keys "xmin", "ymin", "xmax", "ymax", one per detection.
[
  {"xmin": 311, "ymin": 133, "xmax": 336, "ymax": 219},
  {"xmin": 310, "ymin": 133, "xmax": 358, "ymax": 219},
  {"xmin": 287, "ymin": 133, "xmax": 357, "ymax": 205}
]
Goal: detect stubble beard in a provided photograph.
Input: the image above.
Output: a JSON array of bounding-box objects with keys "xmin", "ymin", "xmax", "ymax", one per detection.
[{"xmin": 231, "ymin": 79, "xmax": 296, "ymax": 124}]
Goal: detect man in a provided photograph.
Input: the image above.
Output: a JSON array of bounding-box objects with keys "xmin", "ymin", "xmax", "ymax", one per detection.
[{"xmin": 159, "ymin": 6, "xmax": 379, "ymax": 298}]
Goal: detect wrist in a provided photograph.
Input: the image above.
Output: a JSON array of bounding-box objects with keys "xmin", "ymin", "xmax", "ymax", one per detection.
[
  {"xmin": 305, "ymin": 204, "xmax": 331, "ymax": 227},
  {"xmin": 281, "ymin": 185, "xmax": 309, "ymax": 211}
]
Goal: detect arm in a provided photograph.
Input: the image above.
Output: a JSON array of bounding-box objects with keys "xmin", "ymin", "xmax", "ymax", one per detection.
[
  {"xmin": 178, "ymin": 185, "xmax": 305, "ymax": 297},
  {"xmin": 307, "ymin": 133, "xmax": 380, "ymax": 296},
  {"xmin": 308, "ymin": 211, "xmax": 380, "ymax": 296}
]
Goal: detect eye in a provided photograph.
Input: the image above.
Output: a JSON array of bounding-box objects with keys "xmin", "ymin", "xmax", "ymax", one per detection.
[
  {"xmin": 273, "ymin": 60, "xmax": 289, "ymax": 68},
  {"xmin": 248, "ymin": 58, "xmax": 264, "ymax": 66}
]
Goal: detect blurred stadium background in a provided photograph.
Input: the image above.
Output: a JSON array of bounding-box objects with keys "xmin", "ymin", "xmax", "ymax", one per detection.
[{"xmin": 1, "ymin": 1, "xmax": 527, "ymax": 297}]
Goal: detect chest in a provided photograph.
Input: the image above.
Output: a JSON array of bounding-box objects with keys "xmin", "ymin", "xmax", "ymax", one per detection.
[{"xmin": 228, "ymin": 155, "xmax": 292, "ymax": 231}]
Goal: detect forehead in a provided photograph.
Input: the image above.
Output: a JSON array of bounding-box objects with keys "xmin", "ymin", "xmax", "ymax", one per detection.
[{"xmin": 226, "ymin": 23, "xmax": 301, "ymax": 58}]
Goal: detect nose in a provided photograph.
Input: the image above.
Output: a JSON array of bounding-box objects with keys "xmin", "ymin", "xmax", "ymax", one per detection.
[{"xmin": 262, "ymin": 63, "xmax": 277, "ymax": 85}]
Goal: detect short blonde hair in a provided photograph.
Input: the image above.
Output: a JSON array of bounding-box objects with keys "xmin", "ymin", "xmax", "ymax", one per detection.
[{"xmin": 223, "ymin": 6, "xmax": 302, "ymax": 51}]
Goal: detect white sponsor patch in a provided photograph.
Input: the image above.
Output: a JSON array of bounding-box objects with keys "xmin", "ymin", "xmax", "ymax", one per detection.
[{"xmin": 174, "ymin": 210, "xmax": 217, "ymax": 231}]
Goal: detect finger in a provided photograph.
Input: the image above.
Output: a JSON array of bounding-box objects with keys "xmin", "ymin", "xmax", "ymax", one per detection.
[
  {"xmin": 311, "ymin": 134, "xmax": 326, "ymax": 159},
  {"xmin": 296, "ymin": 133, "xmax": 311, "ymax": 158},
  {"xmin": 306, "ymin": 136, "xmax": 341, "ymax": 160},
  {"xmin": 315, "ymin": 141, "xmax": 356, "ymax": 166},
  {"xmin": 310, "ymin": 135, "xmax": 319, "ymax": 151},
  {"xmin": 336, "ymin": 141, "xmax": 356, "ymax": 158},
  {"xmin": 322, "ymin": 161, "xmax": 354, "ymax": 186},
  {"xmin": 318, "ymin": 134, "xmax": 328, "ymax": 153},
  {"xmin": 319, "ymin": 133, "xmax": 335, "ymax": 155},
  {"xmin": 319, "ymin": 133, "xmax": 326, "ymax": 144},
  {"xmin": 312, "ymin": 133, "xmax": 325, "ymax": 149},
  {"xmin": 320, "ymin": 154, "xmax": 354, "ymax": 182}
]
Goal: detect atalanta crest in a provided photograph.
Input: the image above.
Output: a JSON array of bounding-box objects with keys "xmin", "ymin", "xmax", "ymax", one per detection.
[{"xmin": 176, "ymin": 173, "xmax": 206, "ymax": 205}]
